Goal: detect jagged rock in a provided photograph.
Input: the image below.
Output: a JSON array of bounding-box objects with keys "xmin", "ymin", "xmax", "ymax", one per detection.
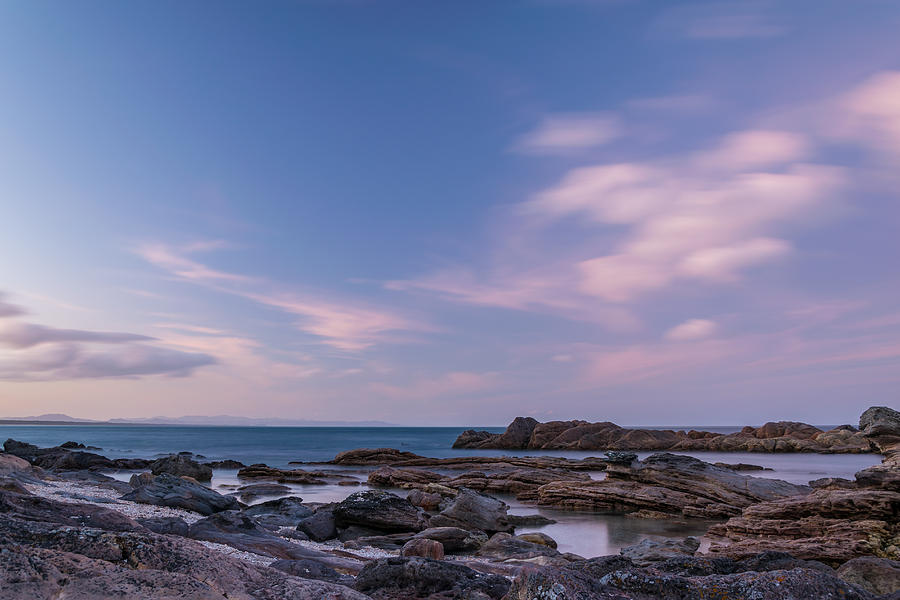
[
  {"xmin": 297, "ymin": 507, "xmax": 337, "ymax": 541},
  {"xmin": 507, "ymin": 514, "xmax": 556, "ymax": 527},
  {"xmin": 455, "ymin": 415, "xmax": 873, "ymax": 453},
  {"xmin": 120, "ymin": 473, "xmax": 241, "ymax": 515},
  {"xmin": 707, "ymin": 488, "xmax": 900, "ymax": 564},
  {"xmin": 400, "ymin": 538, "xmax": 444, "ymax": 560},
  {"xmin": 429, "ymin": 488, "xmax": 513, "ymax": 533},
  {"xmin": 837, "ymin": 557, "xmax": 900, "ymax": 596},
  {"xmin": 333, "ymin": 490, "xmax": 428, "ymax": 533},
  {"xmin": 860, "ymin": 406, "xmax": 900, "ymax": 454},
  {"xmin": 412, "ymin": 526, "xmax": 488, "ymax": 553},
  {"xmin": 0, "ymin": 514, "xmax": 368, "ymax": 599},
  {"xmin": 354, "ymin": 557, "xmax": 510, "ymax": 599},
  {"xmin": 619, "ymin": 536, "xmax": 699, "ymax": 566},
  {"xmin": 243, "ymin": 496, "xmax": 313, "ymax": 528},
  {"xmin": 150, "ymin": 454, "xmax": 213, "ymax": 481},
  {"xmin": 537, "ymin": 452, "xmax": 809, "ymax": 518},
  {"xmin": 110, "ymin": 457, "xmax": 152, "ymax": 470}
]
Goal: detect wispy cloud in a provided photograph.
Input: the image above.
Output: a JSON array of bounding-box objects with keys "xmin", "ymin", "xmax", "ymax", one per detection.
[
  {"xmin": 136, "ymin": 243, "xmax": 432, "ymax": 351},
  {"xmin": 0, "ymin": 290, "xmax": 216, "ymax": 381},
  {"xmin": 0, "ymin": 294, "xmax": 26, "ymax": 318},
  {"xmin": 665, "ymin": 318, "xmax": 717, "ymax": 341},
  {"xmin": 658, "ymin": 2, "xmax": 788, "ymax": 40},
  {"xmin": 512, "ymin": 113, "xmax": 621, "ymax": 154}
]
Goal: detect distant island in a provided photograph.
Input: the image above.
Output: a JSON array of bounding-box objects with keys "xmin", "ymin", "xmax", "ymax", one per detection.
[{"xmin": 0, "ymin": 413, "xmax": 397, "ymax": 427}]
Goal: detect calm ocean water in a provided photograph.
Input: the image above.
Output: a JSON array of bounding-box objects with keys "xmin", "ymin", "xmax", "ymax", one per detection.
[{"xmin": 1, "ymin": 424, "xmax": 881, "ymax": 558}]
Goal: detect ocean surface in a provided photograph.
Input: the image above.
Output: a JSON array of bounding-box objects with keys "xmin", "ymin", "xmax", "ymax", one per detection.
[{"xmin": 1, "ymin": 424, "xmax": 882, "ymax": 558}]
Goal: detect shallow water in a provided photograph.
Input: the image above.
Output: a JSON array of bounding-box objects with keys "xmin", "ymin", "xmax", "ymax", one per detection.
[{"xmin": 4, "ymin": 424, "xmax": 882, "ymax": 558}]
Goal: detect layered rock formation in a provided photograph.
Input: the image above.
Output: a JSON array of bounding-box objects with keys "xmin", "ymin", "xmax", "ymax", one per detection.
[{"xmin": 454, "ymin": 416, "xmax": 872, "ymax": 453}]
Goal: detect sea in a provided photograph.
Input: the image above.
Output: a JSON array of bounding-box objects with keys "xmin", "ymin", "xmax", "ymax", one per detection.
[{"xmin": 0, "ymin": 424, "xmax": 882, "ymax": 558}]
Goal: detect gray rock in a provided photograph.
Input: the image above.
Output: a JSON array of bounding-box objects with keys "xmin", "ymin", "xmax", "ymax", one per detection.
[
  {"xmin": 838, "ymin": 557, "xmax": 900, "ymax": 596},
  {"xmin": 619, "ymin": 536, "xmax": 700, "ymax": 566},
  {"xmin": 139, "ymin": 516, "xmax": 190, "ymax": 536},
  {"xmin": 243, "ymin": 496, "xmax": 312, "ymax": 529},
  {"xmin": 150, "ymin": 454, "xmax": 213, "ymax": 481},
  {"xmin": 269, "ymin": 558, "xmax": 353, "ymax": 586},
  {"xmin": 120, "ymin": 473, "xmax": 240, "ymax": 515},
  {"xmin": 0, "ymin": 489, "xmax": 144, "ymax": 532},
  {"xmin": 297, "ymin": 507, "xmax": 337, "ymax": 541},
  {"xmin": 236, "ymin": 482, "xmax": 291, "ymax": 502},
  {"xmin": 354, "ymin": 556, "xmax": 510, "ymax": 599},
  {"xmin": 333, "ymin": 490, "xmax": 428, "ymax": 533},
  {"xmin": 475, "ymin": 532, "xmax": 563, "ymax": 562},
  {"xmin": 400, "ymin": 538, "xmax": 444, "ymax": 560},
  {"xmin": 428, "ymin": 487, "xmax": 513, "ymax": 533}
]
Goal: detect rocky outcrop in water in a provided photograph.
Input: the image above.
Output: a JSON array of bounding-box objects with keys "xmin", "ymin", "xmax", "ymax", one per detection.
[
  {"xmin": 454, "ymin": 416, "xmax": 873, "ymax": 453},
  {"xmin": 707, "ymin": 406, "xmax": 900, "ymax": 566},
  {"xmin": 535, "ymin": 452, "xmax": 809, "ymax": 518}
]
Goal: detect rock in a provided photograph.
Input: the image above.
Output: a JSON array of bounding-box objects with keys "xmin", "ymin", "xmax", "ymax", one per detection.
[
  {"xmin": 537, "ymin": 452, "xmax": 809, "ymax": 518},
  {"xmin": 129, "ymin": 471, "xmax": 155, "ymax": 487},
  {"xmin": 236, "ymin": 482, "xmax": 292, "ymax": 502},
  {"xmin": 406, "ymin": 488, "xmax": 444, "ymax": 510},
  {"xmin": 707, "ymin": 487, "xmax": 900, "ymax": 564},
  {"xmin": 354, "ymin": 557, "xmax": 510, "ymax": 599},
  {"xmin": 400, "ymin": 538, "xmax": 444, "ymax": 560},
  {"xmin": 0, "ymin": 514, "xmax": 369, "ymax": 599},
  {"xmin": 0, "ymin": 489, "xmax": 144, "ymax": 532},
  {"xmin": 860, "ymin": 406, "xmax": 900, "ymax": 453},
  {"xmin": 120, "ymin": 473, "xmax": 241, "ymax": 515},
  {"xmin": 455, "ymin": 415, "xmax": 873, "ymax": 453},
  {"xmin": 110, "ymin": 457, "xmax": 152, "ymax": 469},
  {"xmin": 333, "ymin": 490, "xmax": 428, "ymax": 533},
  {"xmin": 428, "ymin": 488, "xmax": 513, "ymax": 533},
  {"xmin": 837, "ymin": 557, "xmax": 900, "ymax": 595},
  {"xmin": 343, "ymin": 532, "xmax": 414, "ymax": 550},
  {"xmin": 204, "ymin": 459, "xmax": 246, "ymax": 469},
  {"xmin": 269, "ymin": 558, "xmax": 354, "ymax": 586},
  {"xmin": 150, "ymin": 454, "xmax": 213, "ymax": 481},
  {"xmin": 515, "ymin": 532, "xmax": 557, "ymax": 548},
  {"xmin": 368, "ymin": 465, "xmax": 443, "ymax": 488},
  {"xmin": 619, "ymin": 536, "xmax": 699, "ymax": 566},
  {"xmin": 475, "ymin": 532, "xmax": 564, "ymax": 562},
  {"xmin": 297, "ymin": 507, "xmax": 338, "ymax": 542},
  {"xmin": 714, "ymin": 462, "xmax": 771, "ymax": 471},
  {"xmin": 139, "ymin": 516, "xmax": 190, "ymax": 536},
  {"xmin": 604, "ymin": 451, "xmax": 638, "ymax": 465},
  {"xmin": 412, "ymin": 527, "xmax": 488, "ymax": 553},
  {"xmin": 35, "ymin": 450, "xmax": 115, "ymax": 471},
  {"xmin": 331, "ymin": 447, "xmax": 427, "ymax": 465},
  {"xmin": 243, "ymin": 496, "xmax": 313, "ymax": 528},
  {"xmin": 59, "ymin": 441, "xmax": 87, "ymax": 449},
  {"xmin": 237, "ymin": 464, "xmax": 338, "ymax": 484},
  {"xmin": 0, "ymin": 544, "xmax": 228, "ymax": 600},
  {"xmin": 0, "ymin": 453, "xmax": 33, "ymax": 475},
  {"xmin": 507, "ymin": 513, "xmax": 556, "ymax": 527}
]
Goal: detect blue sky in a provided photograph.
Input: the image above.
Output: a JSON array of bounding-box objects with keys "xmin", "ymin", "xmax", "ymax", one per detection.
[{"xmin": 1, "ymin": 1, "xmax": 899, "ymax": 425}]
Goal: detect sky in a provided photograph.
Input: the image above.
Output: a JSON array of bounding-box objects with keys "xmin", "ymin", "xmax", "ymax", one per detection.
[{"xmin": 1, "ymin": 1, "xmax": 899, "ymax": 426}]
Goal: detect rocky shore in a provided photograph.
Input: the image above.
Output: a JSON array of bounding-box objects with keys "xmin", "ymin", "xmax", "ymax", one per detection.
[
  {"xmin": 0, "ymin": 405, "xmax": 898, "ymax": 598},
  {"xmin": 454, "ymin": 416, "xmax": 873, "ymax": 453}
]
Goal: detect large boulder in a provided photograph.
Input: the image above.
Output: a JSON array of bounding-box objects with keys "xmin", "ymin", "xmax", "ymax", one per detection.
[
  {"xmin": 428, "ymin": 488, "xmax": 513, "ymax": 533},
  {"xmin": 297, "ymin": 507, "xmax": 338, "ymax": 541},
  {"xmin": 120, "ymin": 473, "xmax": 240, "ymax": 515},
  {"xmin": 354, "ymin": 557, "xmax": 510, "ymax": 599},
  {"xmin": 837, "ymin": 557, "xmax": 900, "ymax": 596},
  {"xmin": 860, "ymin": 406, "xmax": 900, "ymax": 454},
  {"xmin": 243, "ymin": 496, "xmax": 313, "ymax": 529},
  {"xmin": 150, "ymin": 455, "xmax": 213, "ymax": 481},
  {"xmin": 332, "ymin": 490, "xmax": 428, "ymax": 533},
  {"xmin": 475, "ymin": 532, "xmax": 563, "ymax": 562},
  {"xmin": 399, "ymin": 538, "xmax": 444, "ymax": 560}
]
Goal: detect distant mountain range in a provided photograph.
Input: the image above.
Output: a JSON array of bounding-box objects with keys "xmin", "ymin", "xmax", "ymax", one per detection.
[{"xmin": 0, "ymin": 413, "xmax": 397, "ymax": 427}]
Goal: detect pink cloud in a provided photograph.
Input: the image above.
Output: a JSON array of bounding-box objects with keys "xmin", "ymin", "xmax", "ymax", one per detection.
[
  {"xmin": 665, "ymin": 318, "xmax": 717, "ymax": 341},
  {"xmin": 513, "ymin": 113, "xmax": 621, "ymax": 154}
]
